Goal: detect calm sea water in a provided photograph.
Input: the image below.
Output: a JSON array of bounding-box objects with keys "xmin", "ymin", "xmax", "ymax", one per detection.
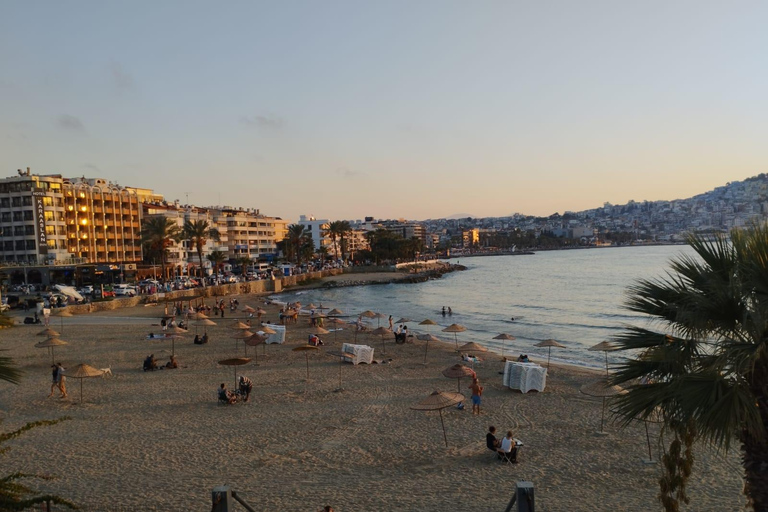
[{"xmin": 276, "ymin": 245, "xmax": 693, "ymax": 369}]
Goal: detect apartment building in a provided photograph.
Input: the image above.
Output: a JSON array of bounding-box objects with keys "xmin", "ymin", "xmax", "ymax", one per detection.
[{"xmin": 0, "ymin": 169, "xmax": 157, "ymax": 266}]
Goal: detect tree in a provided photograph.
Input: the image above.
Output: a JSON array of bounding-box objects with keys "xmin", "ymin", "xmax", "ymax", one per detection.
[
  {"xmin": 182, "ymin": 220, "xmax": 220, "ymax": 279},
  {"xmin": 316, "ymin": 245, "xmax": 329, "ymax": 267},
  {"xmin": 610, "ymin": 225, "xmax": 768, "ymax": 511},
  {"xmin": 336, "ymin": 221, "xmax": 352, "ymax": 261},
  {"xmin": 206, "ymin": 251, "xmax": 227, "ymax": 279},
  {"xmin": 286, "ymin": 224, "xmax": 311, "ymax": 265},
  {"xmin": 140, "ymin": 217, "xmax": 181, "ymax": 280},
  {"xmin": 236, "ymin": 256, "xmax": 252, "ymax": 277},
  {"xmin": 326, "ymin": 220, "xmax": 350, "ymax": 261}
]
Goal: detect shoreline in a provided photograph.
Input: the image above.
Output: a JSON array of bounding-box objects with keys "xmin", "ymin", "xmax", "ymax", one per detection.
[{"xmin": 0, "ymin": 297, "xmax": 744, "ymax": 511}]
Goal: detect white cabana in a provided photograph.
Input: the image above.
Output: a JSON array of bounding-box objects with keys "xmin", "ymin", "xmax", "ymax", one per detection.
[
  {"xmin": 341, "ymin": 343, "xmax": 375, "ymax": 365},
  {"xmin": 503, "ymin": 361, "xmax": 547, "ymax": 393}
]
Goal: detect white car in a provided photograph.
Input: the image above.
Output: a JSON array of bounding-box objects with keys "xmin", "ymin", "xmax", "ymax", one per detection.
[{"xmin": 114, "ymin": 284, "xmax": 137, "ymax": 297}]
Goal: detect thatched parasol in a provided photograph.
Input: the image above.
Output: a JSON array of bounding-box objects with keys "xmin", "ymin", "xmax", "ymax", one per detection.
[
  {"xmin": 372, "ymin": 312, "xmax": 387, "ymax": 327},
  {"xmin": 458, "ymin": 342, "xmax": 487, "ymax": 353},
  {"xmin": 327, "ymin": 308, "xmax": 344, "ymax": 316},
  {"xmin": 35, "ymin": 337, "xmax": 68, "ymax": 364},
  {"xmin": 442, "ymin": 364, "xmax": 475, "ymax": 392},
  {"xmin": 580, "ymin": 379, "xmax": 628, "ymax": 434},
  {"xmin": 169, "ymin": 326, "xmax": 189, "ymax": 335},
  {"xmin": 589, "ymin": 341, "xmax": 619, "ymax": 376},
  {"xmin": 242, "ymin": 305, "xmax": 256, "ymax": 314},
  {"xmin": 232, "ymin": 330, "xmax": 255, "ymax": 356},
  {"xmin": 292, "ymin": 345, "xmax": 320, "ymax": 380},
  {"xmin": 68, "ymin": 363, "xmax": 104, "ymax": 403},
  {"xmin": 442, "ymin": 324, "xmax": 466, "ymax": 349},
  {"xmin": 370, "ymin": 326, "xmax": 392, "ymax": 354},
  {"xmin": 417, "ymin": 334, "xmax": 443, "ymax": 364},
  {"xmin": 218, "ymin": 357, "xmax": 251, "ymax": 389},
  {"xmin": 493, "ymin": 333, "xmax": 516, "ymax": 360},
  {"xmin": 37, "ymin": 328, "xmax": 60, "ymax": 337},
  {"xmin": 55, "ymin": 309, "xmax": 73, "ymax": 332},
  {"xmin": 193, "ymin": 312, "xmax": 209, "ymax": 320},
  {"xmin": 360, "ymin": 310, "xmax": 376, "ymax": 319},
  {"xmin": 535, "ymin": 339, "xmax": 565, "ymax": 369},
  {"xmin": 232, "ymin": 321, "xmax": 251, "ymax": 330},
  {"xmin": 194, "ymin": 318, "xmax": 217, "ymax": 335},
  {"xmin": 395, "ymin": 318, "xmax": 411, "ymax": 324},
  {"xmin": 419, "ymin": 319, "xmax": 437, "ymax": 326},
  {"xmin": 411, "ymin": 390, "xmax": 465, "ymax": 447}
]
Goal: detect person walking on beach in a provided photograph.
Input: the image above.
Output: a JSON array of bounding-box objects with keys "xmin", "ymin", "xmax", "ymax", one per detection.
[
  {"xmin": 469, "ymin": 377, "xmax": 483, "ymax": 415},
  {"xmin": 49, "ymin": 362, "xmax": 67, "ymax": 399},
  {"xmin": 388, "ymin": 315, "xmax": 393, "ymax": 330}
]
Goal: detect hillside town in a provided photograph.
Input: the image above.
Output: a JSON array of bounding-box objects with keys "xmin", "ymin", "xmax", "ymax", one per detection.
[{"xmin": 1, "ymin": 167, "xmax": 767, "ymax": 288}]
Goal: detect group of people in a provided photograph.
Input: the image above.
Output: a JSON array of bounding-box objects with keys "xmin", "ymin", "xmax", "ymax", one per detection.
[
  {"xmin": 143, "ymin": 354, "xmax": 178, "ymax": 371},
  {"xmin": 218, "ymin": 376, "xmax": 253, "ymax": 404},
  {"xmin": 194, "ymin": 333, "xmax": 209, "ymax": 344},
  {"xmin": 441, "ymin": 306, "xmax": 453, "ymax": 316},
  {"xmin": 394, "ymin": 324, "xmax": 408, "ymax": 344},
  {"xmin": 486, "ymin": 426, "xmax": 519, "ymax": 463}
]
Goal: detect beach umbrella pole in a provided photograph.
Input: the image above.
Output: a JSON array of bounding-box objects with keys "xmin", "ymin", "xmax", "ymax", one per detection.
[
  {"xmin": 305, "ymin": 353, "xmax": 310, "ymax": 380},
  {"xmin": 547, "ymin": 347, "xmax": 552, "ymax": 370},
  {"xmin": 79, "ymin": 379, "xmax": 83, "ymax": 404},
  {"xmin": 645, "ymin": 420, "xmax": 653, "ymax": 461},
  {"xmin": 457, "ymin": 378, "xmax": 461, "ymax": 393},
  {"xmin": 600, "ymin": 397, "xmax": 606, "ymax": 433},
  {"xmin": 604, "ymin": 351, "xmax": 609, "ymax": 376},
  {"xmin": 338, "ymin": 357, "xmax": 342, "ymax": 390},
  {"xmin": 439, "ymin": 409, "xmax": 448, "ymax": 448},
  {"xmin": 423, "ymin": 341, "xmax": 429, "ymax": 364}
]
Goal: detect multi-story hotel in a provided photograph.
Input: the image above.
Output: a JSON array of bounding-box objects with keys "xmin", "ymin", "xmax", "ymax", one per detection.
[{"xmin": 0, "ymin": 169, "xmax": 161, "ymax": 266}]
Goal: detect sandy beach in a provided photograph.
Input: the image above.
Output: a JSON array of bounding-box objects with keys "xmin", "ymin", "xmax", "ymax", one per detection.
[{"xmin": 0, "ymin": 282, "xmax": 746, "ymax": 511}]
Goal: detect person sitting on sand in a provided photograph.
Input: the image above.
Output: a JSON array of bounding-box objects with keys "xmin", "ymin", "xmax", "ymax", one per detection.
[
  {"xmin": 500, "ymin": 430, "xmax": 518, "ymax": 463},
  {"xmin": 143, "ymin": 354, "xmax": 158, "ymax": 371},
  {"xmin": 487, "ymin": 426, "xmax": 503, "ymax": 458},
  {"xmin": 517, "ymin": 354, "xmax": 530, "ymax": 363},
  {"xmin": 166, "ymin": 355, "xmax": 178, "ymax": 369},
  {"xmin": 218, "ymin": 383, "xmax": 236, "ymax": 404},
  {"xmin": 201, "ymin": 333, "xmax": 209, "ymax": 344},
  {"xmin": 308, "ymin": 334, "xmax": 323, "ymax": 346}
]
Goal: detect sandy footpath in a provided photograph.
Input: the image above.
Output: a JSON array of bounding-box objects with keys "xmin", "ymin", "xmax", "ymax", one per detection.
[{"xmin": 0, "ymin": 295, "xmax": 746, "ymax": 511}]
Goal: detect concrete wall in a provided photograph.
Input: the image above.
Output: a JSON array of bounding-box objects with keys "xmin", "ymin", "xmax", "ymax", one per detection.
[{"xmin": 65, "ymin": 268, "xmax": 345, "ymax": 314}]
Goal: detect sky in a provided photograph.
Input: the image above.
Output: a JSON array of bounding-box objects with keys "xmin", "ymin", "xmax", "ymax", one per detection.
[{"xmin": 1, "ymin": 1, "xmax": 767, "ymax": 223}]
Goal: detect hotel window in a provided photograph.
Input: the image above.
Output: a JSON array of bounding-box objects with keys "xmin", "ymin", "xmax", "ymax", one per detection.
[
  {"xmin": 26, "ymin": 239, "xmax": 35, "ymax": 250},
  {"xmin": 3, "ymin": 241, "xmax": 12, "ymax": 251},
  {"xmin": 11, "ymin": 197, "xmax": 21, "ymax": 207},
  {"xmin": 12, "ymin": 212, "xmax": 22, "ymax": 222},
  {"xmin": 22, "ymin": 196, "xmax": 32, "ymax": 206},
  {"xmin": 15, "ymin": 240, "xmax": 25, "ymax": 250},
  {"xmin": 42, "ymin": 197, "xmax": 54, "ymax": 206},
  {"xmin": 13, "ymin": 226, "xmax": 24, "ymax": 236},
  {"xmin": 44, "ymin": 211, "xmax": 55, "ymax": 221},
  {"xmin": 23, "ymin": 210, "xmax": 33, "ymax": 221},
  {"xmin": 0, "ymin": 198, "xmax": 8, "ymax": 208},
  {"xmin": 1, "ymin": 213, "xmax": 9, "ymax": 222},
  {"xmin": 25, "ymin": 225, "xmax": 34, "ymax": 235}
]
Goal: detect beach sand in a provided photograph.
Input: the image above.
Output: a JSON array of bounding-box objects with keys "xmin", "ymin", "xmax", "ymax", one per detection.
[{"xmin": 0, "ymin": 292, "xmax": 746, "ymax": 511}]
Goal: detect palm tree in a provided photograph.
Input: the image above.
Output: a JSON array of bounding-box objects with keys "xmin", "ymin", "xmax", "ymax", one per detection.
[
  {"xmin": 182, "ymin": 220, "xmax": 220, "ymax": 279},
  {"xmin": 335, "ymin": 220, "xmax": 352, "ymax": 262},
  {"xmin": 140, "ymin": 217, "xmax": 181, "ymax": 280},
  {"xmin": 317, "ymin": 246, "xmax": 329, "ymax": 267},
  {"xmin": 610, "ymin": 225, "xmax": 768, "ymax": 511},
  {"xmin": 326, "ymin": 220, "xmax": 348, "ymax": 261},
  {"xmin": 206, "ymin": 251, "xmax": 227, "ymax": 281},
  {"xmin": 286, "ymin": 224, "xmax": 310, "ymax": 265},
  {"xmin": 236, "ymin": 256, "xmax": 252, "ymax": 278}
]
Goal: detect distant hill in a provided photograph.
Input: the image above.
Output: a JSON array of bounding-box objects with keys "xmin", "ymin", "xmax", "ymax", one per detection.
[{"xmin": 445, "ymin": 213, "xmax": 475, "ymax": 220}]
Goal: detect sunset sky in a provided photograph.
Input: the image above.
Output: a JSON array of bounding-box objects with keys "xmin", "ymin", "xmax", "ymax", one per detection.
[{"xmin": 1, "ymin": 1, "xmax": 766, "ymax": 222}]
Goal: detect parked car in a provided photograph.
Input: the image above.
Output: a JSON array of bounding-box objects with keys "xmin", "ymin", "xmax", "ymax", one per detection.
[
  {"xmin": 79, "ymin": 285, "xmax": 94, "ymax": 295},
  {"xmin": 114, "ymin": 284, "xmax": 137, "ymax": 297}
]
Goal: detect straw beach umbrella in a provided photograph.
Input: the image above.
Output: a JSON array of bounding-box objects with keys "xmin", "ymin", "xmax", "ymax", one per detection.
[
  {"xmin": 245, "ymin": 333, "xmax": 267, "ymax": 362},
  {"xmin": 232, "ymin": 330, "xmax": 254, "ymax": 355},
  {"xmin": 218, "ymin": 357, "xmax": 251, "ymax": 389},
  {"xmin": 411, "ymin": 390, "xmax": 465, "ymax": 447},
  {"xmin": 326, "ymin": 317, "xmax": 346, "ymax": 345},
  {"xmin": 194, "ymin": 318, "xmax": 217, "ymax": 336},
  {"xmin": 231, "ymin": 321, "xmax": 250, "ymax": 330},
  {"xmin": 37, "ymin": 328, "xmax": 60, "ymax": 337},
  {"xmin": 442, "ymin": 324, "xmax": 466, "ymax": 349},
  {"xmin": 372, "ymin": 312, "xmax": 387, "ymax": 328},
  {"xmin": 242, "ymin": 305, "xmax": 256, "ymax": 315},
  {"xmin": 35, "ymin": 337, "xmax": 68, "ymax": 365},
  {"xmin": 419, "ymin": 319, "xmax": 437, "ymax": 326},
  {"xmin": 442, "ymin": 364, "xmax": 475, "ymax": 392},
  {"xmin": 370, "ymin": 326, "xmax": 392, "ymax": 355},
  {"xmin": 55, "ymin": 309, "xmax": 73, "ymax": 332},
  {"xmin": 328, "ymin": 308, "xmax": 344, "ymax": 317},
  {"xmin": 69, "ymin": 363, "xmax": 104, "ymax": 403},
  {"xmin": 580, "ymin": 379, "xmax": 628, "ymax": 435},
  {"xmin": 589, "ymin": 340, "xmax": 619, "ymax": 376},
  {"xmin": 418, "ymin": 334, "xmax": 442, "ymax": 364},
  {"xmin": 493, "ymin": 333, "xmax": 515, "ymax": 360},
  {"xmin": 395, "ymin": 318, "xmax": 411, "ymax": 324},
  {"xmin": 292, "ymin": 345, "xmax": 320, "ymax": 380},
  {"xmin": 535, "ymin": 339, "xmax": 565, "ymax": 370}
]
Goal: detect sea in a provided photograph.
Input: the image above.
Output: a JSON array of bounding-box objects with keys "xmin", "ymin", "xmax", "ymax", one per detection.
[{"xmin": 273, "ymin": 245, "xmax": 693, "ymax": 370}]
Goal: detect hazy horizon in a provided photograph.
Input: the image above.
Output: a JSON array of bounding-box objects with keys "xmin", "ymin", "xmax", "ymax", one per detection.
[{"xmin": 2, "ymin": 1, "xmax": 766, "ymax": 223}]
